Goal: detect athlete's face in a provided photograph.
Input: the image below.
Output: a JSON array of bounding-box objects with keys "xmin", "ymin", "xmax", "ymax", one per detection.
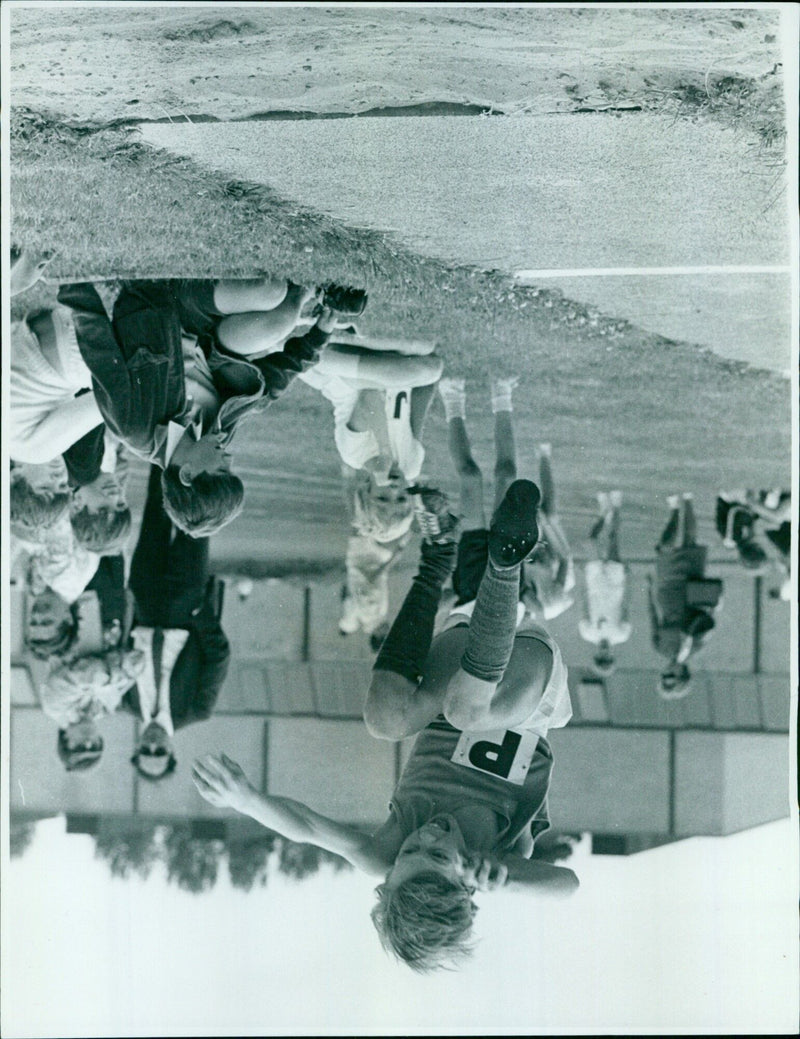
[{"xmin": 385, "ymin": 814, "xmax": 475, "ymax": 890}]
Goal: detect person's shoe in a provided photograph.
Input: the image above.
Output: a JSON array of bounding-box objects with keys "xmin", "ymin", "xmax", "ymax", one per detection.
[
  {"xmin": 597, "ymin": 491, "xmax": 611, "ymax": 515},
  {"xmin": 666, "ymin": 494, "xmax": 681, "ymax": 510},
  {"xmin": 322, "ymin": 283, "xmax": 368, "ymax": 318},
  {"xmin": 609, "ymin": 490, "xmax": 623, "ymax": 509},
  {"xmin": 488, "ymin": 479, "xmax": 541, "ymax": 569},
  {"xmin": 681, "ymin": 491, "xmax": 694, "ymax": 501},
  {"xmin": 537, "ymin": 441, "xmax": 552, "ymax": 458},
  {"xmin": 409, "ymin": 485, "xmax": 459, "ymax": 545}
]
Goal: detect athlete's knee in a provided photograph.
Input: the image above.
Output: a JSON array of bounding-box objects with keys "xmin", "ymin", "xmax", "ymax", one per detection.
[
  {"xmin": 443, "ymin": 696, "xmax": 489, "ymax": 733},
  {"xmin": 364, "ymin": 673, "xmax": 417, "ymax": 740},
  {"xmin": 442, "ymin": 679, "xmax": 495, "ymax": 733}
]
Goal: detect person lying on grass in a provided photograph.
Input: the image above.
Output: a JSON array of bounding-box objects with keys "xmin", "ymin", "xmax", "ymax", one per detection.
[
  {"xmin": 59, "ymin": 278, "xmax": 367, "ymax": 538},
  {"xmin": 193, "ymin": 481, "xmax": 578, "ymax": 973}
]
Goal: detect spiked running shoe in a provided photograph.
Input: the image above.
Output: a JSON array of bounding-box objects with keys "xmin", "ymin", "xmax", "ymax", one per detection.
[
  {"xmin": 409, "ymin": 485, "xmax": 459, "ymax": 545},
  {"xmin": 488, "ymin": 479, "xmax": 541, "ymax": 569}
]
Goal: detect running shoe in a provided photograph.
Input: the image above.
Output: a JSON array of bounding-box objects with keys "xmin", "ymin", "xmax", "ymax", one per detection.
[{"xmin": 488, "ymin": 479, "xmax": 541, "ymax": 569}]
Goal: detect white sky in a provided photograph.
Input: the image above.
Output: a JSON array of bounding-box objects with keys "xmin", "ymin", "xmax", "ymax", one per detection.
[{"xmin": 1, "ymin": 815, "xmax": 797, "ymax": 1037}]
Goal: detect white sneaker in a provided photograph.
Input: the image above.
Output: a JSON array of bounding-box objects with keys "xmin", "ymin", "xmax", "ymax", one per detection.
[
  {"xmin": 609, "ymin": 490, "xmax": 623, "ymax": 509},
  {"xmin": 597, "ymin": 491, "xmax": 611, "ymax": 515},
  {"xmin": 666, "ymin": 494, "xmax": 681, "ymax": 510}
]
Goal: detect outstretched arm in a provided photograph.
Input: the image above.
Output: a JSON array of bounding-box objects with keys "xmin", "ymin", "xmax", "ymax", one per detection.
[
  {"xmin": 502, "ymin": 856, "xmax": 580, "ymax": 897},
  {"xmin": 192, "ymin": 754, "xmax": 384, "ymax": 873}
]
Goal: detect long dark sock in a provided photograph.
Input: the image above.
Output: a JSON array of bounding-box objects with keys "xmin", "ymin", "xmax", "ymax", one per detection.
[{"xmin": 373, "ymin": 541, "xmax": 456, "ymax": 685}]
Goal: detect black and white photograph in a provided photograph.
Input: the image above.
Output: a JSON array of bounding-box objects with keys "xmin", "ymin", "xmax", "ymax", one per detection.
[{"xmin": 2, "ymin": 2, "xmax": 798, "ymax": 1035}]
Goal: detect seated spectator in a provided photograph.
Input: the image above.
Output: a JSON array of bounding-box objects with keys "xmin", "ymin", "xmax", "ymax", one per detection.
[
  {"xmin": 302, "ymin": 340, "xmax": 441, "ymax": 543},
  {"xmin": 24, "ymin": 587, "xmax": 81, "ymax": 661},
  {"xmin": 60, "ymin": 280, "xmax": 365, "ymax": 537},
  {"xmin": 43, "ymin": 648, "xmax": 145, "ymax": 772},
  {"xmin": 120, "ymin": 465, "xmax": 231, "ymax": 780},
  {"xmin": 10, "ymin": 459, "xmax": 71, "ymax": 540},
  {"xmin": 339, "ymin": 533, "xmax": 408, "ymax": 650},
  {"xmin": 65, "ymin": 429, "xmax": 132, "ymax": 555}
]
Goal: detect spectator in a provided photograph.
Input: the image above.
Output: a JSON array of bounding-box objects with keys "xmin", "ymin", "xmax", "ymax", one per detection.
[
  {"xmin": 649, "ymin": 494, "xmax": 723, "ymax": 700},
  {"xmin": 578, "ymin": 491, "xmax": 631, "ymax": 676}
]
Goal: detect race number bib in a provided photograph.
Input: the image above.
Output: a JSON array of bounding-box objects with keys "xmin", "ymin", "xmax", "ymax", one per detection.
[{"xmin": 450, "ymin": 728, "xmax": 540, "ymax": 786}]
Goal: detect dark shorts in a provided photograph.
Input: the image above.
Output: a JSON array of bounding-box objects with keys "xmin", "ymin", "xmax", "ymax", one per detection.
[
  {"xmin": 172, "ymin": 280, "xmax": 225, "ymax": 340},
  {"xmin": 452, "ymin": 529, "xmax": 525, "ymax": 605},
  {"xmin": 452, "ymin": 528, "xmax": 489, "ymax": 605},
  {"xmin": 765, "ymin": 522, "xmax": 790, "ymax": 559}
]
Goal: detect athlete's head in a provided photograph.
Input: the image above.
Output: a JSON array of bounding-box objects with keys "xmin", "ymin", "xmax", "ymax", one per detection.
[{"xmin": 371, "ymin": 815, "xmax": 478, "ymax": 972}]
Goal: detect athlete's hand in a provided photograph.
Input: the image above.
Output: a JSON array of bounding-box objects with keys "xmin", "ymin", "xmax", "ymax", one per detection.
[
  {"xmin": 192, "ymin": 753, "xmax": 256, "ymax": 813},
  {"xmin": 464, "ymin": 853, "xmax": 509, "ymax": 892}
]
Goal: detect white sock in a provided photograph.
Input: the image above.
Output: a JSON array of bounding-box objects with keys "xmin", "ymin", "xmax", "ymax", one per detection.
[
  {"xmin": 439, "ymin": 378, "xmax": 466, "ymax": 421},
  {"xmin": 491, "ymin": 376, "xmax": 519, "ymax": 413}
]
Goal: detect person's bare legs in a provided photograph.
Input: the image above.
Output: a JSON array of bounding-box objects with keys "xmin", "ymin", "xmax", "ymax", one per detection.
[
  {"xmin": 681, "ymin": 493, "xmax": 697, "ymax": 547},
  {"xmin": 607, "ymin": 490, "xmax": 623, "ymax": 562},
  {"xmin": 658, "ymin": 496, "xmax": 681, "ymax": 550},
  {"xmin": 216, "ymin": 282, "xmax": 313, "ymax": 355},
  {"xmin": 212, "ymin": 276, "xmax": 290, "ymax": 313},
  {"xmin": 537, "ymin": 442, "xmax": 556, "ymax": 518},
  {"xmin": 491, "ymin": 377, "xmax": 519, "ymax": 512},
  {"xmin": 439, "ymin": 378, "xmax": 486, "ymax": 530}
]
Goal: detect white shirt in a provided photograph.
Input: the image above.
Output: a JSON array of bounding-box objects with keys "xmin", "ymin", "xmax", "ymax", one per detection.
[
  {"xmin": 300, "ymin": 368, "xmax": 425, "ymax": 480},
  {"xmin": 579, "ymin": 560, "xmax": 632, "ymax": 646},
  {"xmin": 9, "ymin": 308, "xmax": 102, "ymax": 463},
  {"xmin": 182, "ymin": 333, "xmax": 221, "ymax": 428},
  {"xmin": 13, "ymin": 514, "xmax": 100, "ymax": 604},
  {"xmin": 130, "ymin": 627, "xmax": 190, "ymax": 736}
]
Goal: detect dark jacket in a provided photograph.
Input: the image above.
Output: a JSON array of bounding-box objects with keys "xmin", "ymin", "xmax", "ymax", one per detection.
[
  {"xmin": 121, "ymin": 576, "xmax": 230, "ymax": 729},
  {"xmin": 84, "ymin": 554, "xmax": 132, "ymax": 641},
  {"xmin": 58, "ymin": 281, "xmax": 329, "ymax": 466},
  {"xmin": 63, "ymin": 418, "xmax": 106, "ymax": 489}
]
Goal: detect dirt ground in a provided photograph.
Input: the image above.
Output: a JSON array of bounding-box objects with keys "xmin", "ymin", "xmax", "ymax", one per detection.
[
  {"xmin": 7, "ymin": 4, "xmax": 792, "ymax": 569},
  {"xmin": 9, "ymin": 5, "xmax": 782, "ymax": 126}
]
